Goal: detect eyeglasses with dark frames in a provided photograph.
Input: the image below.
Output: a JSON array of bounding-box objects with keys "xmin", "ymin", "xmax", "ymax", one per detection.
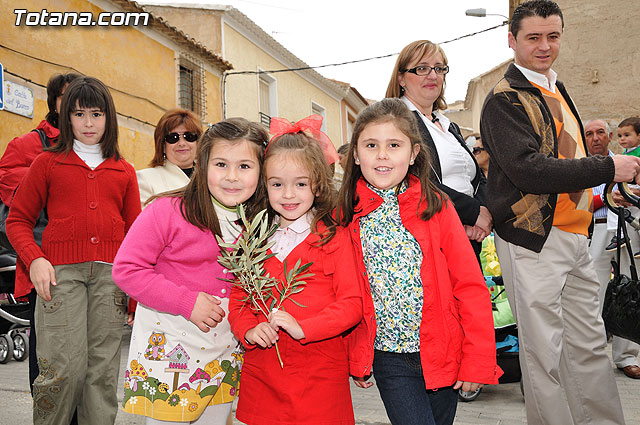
[
  {"xmin": 402, "ymin": 65, "xmax": 449, "ymax": 76},
  {"xmin": 472, "ymin": 147, "xmax": 485, "ymax": 155},
  {"xmin": 164, "ymin": 132, "xmax": 199, "ymax": 144}
]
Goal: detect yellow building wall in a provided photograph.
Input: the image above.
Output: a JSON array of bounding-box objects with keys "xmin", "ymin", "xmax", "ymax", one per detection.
[
  {"xmin": 223, "ymin": 25, "xmax": 342, "ymax": 147},
  {"xmin": 205, "ymin": 71, "xmax": 222, "ymax": 125},
  {"xmin": 0, "ymin": 0, "xmax": 223, "ymax": 168}
]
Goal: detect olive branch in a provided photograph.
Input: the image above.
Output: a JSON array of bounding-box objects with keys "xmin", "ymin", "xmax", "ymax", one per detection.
[{"xmin": 216, "ymin": 205, "xmax": 313, "ymax": 367}]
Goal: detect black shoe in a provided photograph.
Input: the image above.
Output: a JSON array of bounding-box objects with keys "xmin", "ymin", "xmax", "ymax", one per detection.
[{"xmin": 606, "ymin": 236, "xmax": 627, "ymax": 252}]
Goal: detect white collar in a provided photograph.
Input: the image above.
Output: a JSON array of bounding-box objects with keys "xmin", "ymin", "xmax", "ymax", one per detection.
[
  {"xmin": 73, "ymin": 139, "xmax": 102, "ymax": 153},
  {"xmin": 401, "ymin": 96, "xmax": 450, "ymax": 130},
  {"xmin": 274, "ymin": 211, "xmax": 313, "ymax": 234},
  {"xmin": 514, "ymin": 64, "xmax": 557, "ymax": 93}
]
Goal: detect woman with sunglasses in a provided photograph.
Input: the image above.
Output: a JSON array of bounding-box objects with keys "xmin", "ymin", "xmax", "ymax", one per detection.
[
  {"xmin": 386, "ymin": 40, "xmax": 491, "ymax": 256},
  {"xmin": 128, "ymin": 110, "xmax": 202, "ymax": 327},
  {"xmin": 137, "ymin": 108, "xmax": 202, "ymax": 207},
  {"xmin": 471, "ymin": 133, "xmax": 490, "ymax": 177}
]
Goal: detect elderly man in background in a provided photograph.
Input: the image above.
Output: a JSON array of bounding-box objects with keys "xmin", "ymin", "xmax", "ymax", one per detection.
[{"xmin": 587, "ymin": 119, "xmax": 640, "ymax": 379}]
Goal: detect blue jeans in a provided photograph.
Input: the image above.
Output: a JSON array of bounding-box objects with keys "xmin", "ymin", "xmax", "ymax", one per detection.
[{"xmin": 373, "ymin": 350, "xmax": 458, "ymax": 425}]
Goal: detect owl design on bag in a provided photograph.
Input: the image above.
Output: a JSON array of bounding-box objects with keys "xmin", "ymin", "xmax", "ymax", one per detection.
[{"xmin": 144, "ymin": 332, "xmax": 167, "ymax": 361}]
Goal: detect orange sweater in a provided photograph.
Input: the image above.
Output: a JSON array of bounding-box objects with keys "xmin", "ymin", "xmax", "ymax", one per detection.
[{"xmin": 533, "ymin": 82, "xmax": 593, "ymax": 236}]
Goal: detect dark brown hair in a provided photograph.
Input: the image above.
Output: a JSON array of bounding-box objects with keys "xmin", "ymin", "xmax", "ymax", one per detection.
[
  {"xmin": 336, "ymin": 98, "xmax": 444, "ymax": 225},
  {"xmin": 263, "ymin": 132, "xmax": 338, "ymax": 244},
  {"xmin": 385, "ymin": 40, "xmax": 448, "ymax": 112},
  {"xmin": 51, "ymin": 76, "xmax": 121, "ymax": 160},
  {"xmin": 150, "ymin": 108, "xmax": 203, "ymax": 167},
  {"xmin": 510, "ymin": 0, "xmax": 564, "ymax": 38},
  {"xmin": 158, "ymin": 118, "xmax": 268, "ymax": 237},
  {"xmin": 619, "ymin": 117, "xmax": 640, "ymax": 135},
  {"xmin": 45, "ymin": 73, "xmax": 81, "ymax": 128}
]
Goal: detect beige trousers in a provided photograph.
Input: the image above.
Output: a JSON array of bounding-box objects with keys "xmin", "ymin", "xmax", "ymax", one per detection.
[
  {"xmin": 495, "ymin": 228, "xmax": 625, "ymax": 425},
  {"xmin": 33, "ymin": 262, "xmax": 126, "ymax": 425}
]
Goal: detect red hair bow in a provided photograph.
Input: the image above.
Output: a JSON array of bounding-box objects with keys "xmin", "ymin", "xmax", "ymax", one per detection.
[{"xmin": 269, "ymin": 114, "xmax": 339, "ymax": 165}]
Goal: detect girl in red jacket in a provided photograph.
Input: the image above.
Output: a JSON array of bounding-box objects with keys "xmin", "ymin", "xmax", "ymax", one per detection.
[
  {"xmin": 228, "ymin": 116, "xmax": 363, "ymax": 425},
  {"xmin": 7, "ymin": 76, "xmax": 141, "ymax": 425},
  {"xmin": 336, "ymin": 98, "xmax": 500, "ymax": 425}
]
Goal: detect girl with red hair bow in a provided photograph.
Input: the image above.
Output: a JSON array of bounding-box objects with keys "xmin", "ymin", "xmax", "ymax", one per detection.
[{"xmin": 228, "ymin": 116, "xmax": 363, "ymax": 425}]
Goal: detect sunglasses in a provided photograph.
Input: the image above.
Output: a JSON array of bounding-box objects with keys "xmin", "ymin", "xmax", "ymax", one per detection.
[
  {"xmin": 164, "ymin": 132, "xmax": 199, "ymax": 144},
  {"xmin": 472, "ymin": 147, "xmax": 485, "ymax": 155}
]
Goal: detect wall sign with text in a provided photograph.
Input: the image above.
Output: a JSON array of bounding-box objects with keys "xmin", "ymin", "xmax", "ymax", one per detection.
[{"xmin": 3, "ymin": 80, "xmax": 34, "ymax": 118}]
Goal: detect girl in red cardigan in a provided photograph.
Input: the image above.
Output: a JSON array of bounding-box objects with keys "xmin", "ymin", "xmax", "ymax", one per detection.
[
  {"xmin": 7, "ymin": 76, "xmax": 141, "ymax": 425},
  {"xmin": 228, "ymin": 116, "xmax": 363, "ymax": 425},
  {"xmin": 336, "ymin": 98, "xmax": 500, "ymax": 425}
]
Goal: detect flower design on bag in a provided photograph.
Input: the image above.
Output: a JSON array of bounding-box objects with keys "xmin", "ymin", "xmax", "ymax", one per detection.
[{"xmin": 167, "ymin": 394, "xmax": 180, "ymax": 406}]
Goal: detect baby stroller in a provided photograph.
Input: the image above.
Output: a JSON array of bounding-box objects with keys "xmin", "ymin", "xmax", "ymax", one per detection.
[
  {"xmin": 0, "ymin": 246, "xmax": 30, "ymax": 364},
  {"xmin": 458, "ymin": 238, "xmax": 522, "ymax": 402}
]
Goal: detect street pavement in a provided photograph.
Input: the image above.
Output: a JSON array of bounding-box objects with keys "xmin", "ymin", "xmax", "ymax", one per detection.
[{"xmin": 1, "ymin": 326, "xmax": 639, "ymax": 424}]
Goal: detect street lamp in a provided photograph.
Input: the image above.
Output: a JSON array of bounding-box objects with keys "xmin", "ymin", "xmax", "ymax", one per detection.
[{"xmin": 465, "ymin": 8, "xmax": 509, "ymax": 23}]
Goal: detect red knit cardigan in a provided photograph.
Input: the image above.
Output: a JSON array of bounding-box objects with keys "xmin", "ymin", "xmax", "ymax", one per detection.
[{"xmin": 7, "ymin": 150, "xmax": 141, "ymax": 270}]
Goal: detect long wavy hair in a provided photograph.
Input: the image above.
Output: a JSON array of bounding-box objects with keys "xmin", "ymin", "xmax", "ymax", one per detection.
[
  {"xmin": 336, "ymin": 98, "xmax": 444, "ymax": 225},
  {"xmin": 263, "ymin": 132, "xmax": 337, "ymax": 245}
]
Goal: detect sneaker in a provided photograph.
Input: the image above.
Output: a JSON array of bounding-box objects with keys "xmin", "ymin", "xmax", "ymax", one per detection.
[
  {"xmin": 606, "ymin": 236, "xmax": 627, "ymax": 252},
  {"xmin": 634, "ymin": 250, "xmax": 640, "ymax": 259}
]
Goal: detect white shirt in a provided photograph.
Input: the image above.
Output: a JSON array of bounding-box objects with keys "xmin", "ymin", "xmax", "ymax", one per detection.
[
  {"xmin": 401, "ymin": 97, "xmax": 476, "ymax": 196},
  {"xmin": 514, "ymin": 64, "xmax": 558, "ymax": 93},
  {"xmin": 73, "ymin": 139, "xmax": 105, "ymax": 169},
  {"xmin": 592, "ymin": 150, "xmax": 614, "ymax": 220},
  {"xmin": 269, "ymin": 212, "xmax": 313, "ymax": 262},
  {"xmin": 213, "ymin": 202, "xmax": 241, "ymax": 244}
]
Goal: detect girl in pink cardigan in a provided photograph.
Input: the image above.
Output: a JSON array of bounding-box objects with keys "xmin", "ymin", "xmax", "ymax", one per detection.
[{"xmin": 112, "ymin": 118, "xmax": 268, "ymax": 425}]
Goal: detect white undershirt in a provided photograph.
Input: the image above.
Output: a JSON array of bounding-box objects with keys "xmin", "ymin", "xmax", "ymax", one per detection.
[
  {"xmin": 401, "ymin": 97, "xmax": 476, "ymax": 196},
  {"xmin": 213, "ymin": 203, "xmax": 241, "ymax": 244},
  {"xmin": 514, "ymin": 64, "xmax": 558, "ymax": 93},
  {"xmin": 73, "ymin": 139, "xmax": 105, "ymax": 170}
]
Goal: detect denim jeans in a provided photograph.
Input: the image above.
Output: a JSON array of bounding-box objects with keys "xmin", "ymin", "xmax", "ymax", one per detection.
[{"xmin": 373, "ymin": 350, "xmax": 458, "ymax": 425}]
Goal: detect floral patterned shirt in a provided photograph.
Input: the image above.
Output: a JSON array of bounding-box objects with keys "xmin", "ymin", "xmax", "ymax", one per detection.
[{"xmin": 360, "ymin": 183, "xmax": 423, "ymax": 352}]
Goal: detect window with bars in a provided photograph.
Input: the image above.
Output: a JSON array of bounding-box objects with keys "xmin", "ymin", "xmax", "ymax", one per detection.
[
  {"xmin": 258, "ymin": 72, "xmax": 276, "ymax": 128},
  {"xmin": 178, "ymin": 55, "xmax": 206, "ymax": 120}
]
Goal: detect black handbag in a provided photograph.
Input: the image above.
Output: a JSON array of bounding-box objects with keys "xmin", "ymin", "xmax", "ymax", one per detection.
[
  {"xmin": 602, "ymin": 205, "xmax": 640, "ymax": 345},
  {"xmin": 0, "ymin": 129, "xmax": 51, "ymax": 252}
]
